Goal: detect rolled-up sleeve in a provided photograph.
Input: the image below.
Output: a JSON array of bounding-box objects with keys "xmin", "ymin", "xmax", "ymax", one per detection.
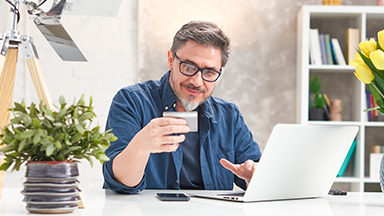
[
  {"xmin": 102, "ymin": 151, "xmax": 146, "ymax": 194},
  {"xmin": 102, "ymin": 88, "xmax": 147, "ymax": 194}
]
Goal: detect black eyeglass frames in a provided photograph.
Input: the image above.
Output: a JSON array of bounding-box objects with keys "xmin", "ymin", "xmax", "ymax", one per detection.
[{"xmin": 173, "ymin": 53, "xmax": 222, "ymax": 82}]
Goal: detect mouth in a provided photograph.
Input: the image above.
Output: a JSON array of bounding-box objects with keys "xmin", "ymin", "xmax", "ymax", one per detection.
[
  {"xmin": 181, "ymin": 84, "xmax": 205, "ymax": 97},
  {"xmin": 185, "ymin": 87, "xmax": 202, "ymax": 96}
]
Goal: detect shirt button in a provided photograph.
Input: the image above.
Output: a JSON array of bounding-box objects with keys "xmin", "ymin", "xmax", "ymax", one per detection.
[
  {"xmin": 173, "ymin": 103, "xmax": 176, "ymax": 108},
  {"xmin": 176, "ymin": 180, "xmax": 179, "ymax": 184},
  {"xmin": 165, "ymin": 106, "xmax": 168, "ymax": 110}
]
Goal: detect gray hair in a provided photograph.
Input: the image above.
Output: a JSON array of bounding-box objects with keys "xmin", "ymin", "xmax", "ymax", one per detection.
[{"xmin": 170, "ymin": 20, "xmax": 231, "ymax": 67}]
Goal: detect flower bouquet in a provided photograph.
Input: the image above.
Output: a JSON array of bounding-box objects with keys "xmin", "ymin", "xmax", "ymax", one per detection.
[{"xmin": 351, "ymin": 30, "xmax": 384, "ymax": 113}]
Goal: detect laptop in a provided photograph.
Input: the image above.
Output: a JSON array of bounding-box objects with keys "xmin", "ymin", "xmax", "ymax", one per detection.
[{"xmin": 188, "ymin": 124, "xmax": 359, "ymax": 202}]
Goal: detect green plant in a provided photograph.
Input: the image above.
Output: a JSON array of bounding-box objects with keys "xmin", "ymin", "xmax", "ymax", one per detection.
[
  {"xmin": 0, "ymin": 94, "xmax": 117, "ymax": 171},
  {"xmin": 310, "ymin": 75, "xmax": 327, "ymax": 108}
]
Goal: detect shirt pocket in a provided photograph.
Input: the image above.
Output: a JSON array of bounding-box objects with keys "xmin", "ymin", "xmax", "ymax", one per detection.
[{"xmin": 215, "ymin": 150, "xmax": 235, "ymax": 189}]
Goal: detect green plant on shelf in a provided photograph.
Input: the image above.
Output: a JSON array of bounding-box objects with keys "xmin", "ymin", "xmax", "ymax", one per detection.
[{"xmin": 310, "ymin": 75, "xmax": 327, "ymax": 108}]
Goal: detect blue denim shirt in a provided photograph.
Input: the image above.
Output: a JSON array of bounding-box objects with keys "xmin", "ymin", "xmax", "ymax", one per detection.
[{"xmin": 102, "ymin": 71, "xmax": 261, "ymax": 194}]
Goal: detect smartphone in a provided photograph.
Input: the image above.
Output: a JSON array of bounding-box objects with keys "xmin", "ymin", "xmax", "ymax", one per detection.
[
  {"xmin": 163, "ymin": 111, "xmax": 198, "ymax": 132},
  {"xmin": 156, "ymin": 193, "xmax": 190, "ymax": 201}
]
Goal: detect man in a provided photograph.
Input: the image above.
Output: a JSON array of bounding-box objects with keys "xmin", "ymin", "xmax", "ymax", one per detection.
[{"xmin": 103, "ymin": 21, "xmax": 261, "ymax": 194}]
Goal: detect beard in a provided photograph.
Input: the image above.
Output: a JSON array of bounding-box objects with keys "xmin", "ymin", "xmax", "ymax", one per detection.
[{"xmin": 169, "ymin": 72, "xmax": 212, "ymax": 112}]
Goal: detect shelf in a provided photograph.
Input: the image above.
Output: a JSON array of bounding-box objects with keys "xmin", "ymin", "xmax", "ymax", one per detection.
[
  {"xmin": 335, "ymin": 177, "xmax": 381, "ymax": 184},
  {"xmin": 307, "ymin": 121, "xmax": 361, "ymax": 126},
  {"xmin": 297, "ymin": 5, "xmax": 384, "ymax": 192},
  {"xmin": 364, "ymin": 122, "xmax": 384, "ymax": 127},
  {"xmin": 335, "ymin": 177, "xmax": 362, "ymax": 183},
  {"xmin": 308, "ymin": 65, "xmax": 355, "ymax": 73},
  {"xmin": 363, "ymin": 178, "xmax": 380, "ymax": 183}
]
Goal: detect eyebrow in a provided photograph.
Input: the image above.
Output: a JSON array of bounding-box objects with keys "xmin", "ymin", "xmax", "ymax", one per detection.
[{"xmin": 182, "ymin": 58, "xmax": 218, "ymax": 71}]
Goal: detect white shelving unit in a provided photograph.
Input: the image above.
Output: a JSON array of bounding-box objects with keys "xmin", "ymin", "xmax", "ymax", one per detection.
[{"xmin": 297, "ymin": 5, "xmax": 384, "ymax": 192}]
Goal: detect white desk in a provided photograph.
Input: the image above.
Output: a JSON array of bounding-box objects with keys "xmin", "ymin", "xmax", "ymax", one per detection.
[{"xmin": 1, "ymin": 188, "xmax": 384, "ymax": 216}]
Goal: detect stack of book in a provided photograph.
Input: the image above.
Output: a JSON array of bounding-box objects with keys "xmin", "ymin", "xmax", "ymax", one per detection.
[{"xmin": 309, "ymin": 28, "xmax": 359, "ymax": 66}]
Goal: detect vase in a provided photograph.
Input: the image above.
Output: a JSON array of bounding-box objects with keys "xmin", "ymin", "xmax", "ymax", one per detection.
[
  {"xmin": 380, "ymin": 155, "xmax": 384, "ymax": 192},
  {"xmin": 22, "ymin": 161, "xmax": 80, "ymax": 214},
  {"xmin": 330, "ymin": 99, "xmax": 343, "ymax": 121},
  {"xmin": 309, "ymin": 107, "xmax": 325, "ymax": 120}
]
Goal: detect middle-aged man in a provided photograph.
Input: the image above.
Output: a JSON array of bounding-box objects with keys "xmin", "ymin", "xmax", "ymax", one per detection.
[{"xmin": 103, "ymin": 20, "xmax": 262, "ymax": 194}]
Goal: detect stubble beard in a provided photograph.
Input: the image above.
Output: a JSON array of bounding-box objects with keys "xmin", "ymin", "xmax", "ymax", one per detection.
[{"xmin": 169, "ymin": 73, "xmax": 212, "ymax": 112}]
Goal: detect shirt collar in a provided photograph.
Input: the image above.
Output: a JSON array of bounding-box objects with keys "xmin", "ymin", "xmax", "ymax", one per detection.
[{"xmin": 160, "ymin": 71, "xmax": 214, "ymax": 118}]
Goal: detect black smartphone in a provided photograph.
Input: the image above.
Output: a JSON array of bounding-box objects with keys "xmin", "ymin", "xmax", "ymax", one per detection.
[{"xmin": 156, "ymin": 193, "xmax": 190, "ymax": 201}]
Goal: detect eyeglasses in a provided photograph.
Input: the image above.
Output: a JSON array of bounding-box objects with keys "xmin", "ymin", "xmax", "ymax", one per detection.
[{"xmin": 173, "ymin": 53, "xmax": 222, "ymax": 82}]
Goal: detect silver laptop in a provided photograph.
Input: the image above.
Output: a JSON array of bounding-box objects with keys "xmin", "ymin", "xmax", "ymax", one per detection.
[{"xmin": 189, "ymin": 124, "xmax": 359, "ymax": 202}]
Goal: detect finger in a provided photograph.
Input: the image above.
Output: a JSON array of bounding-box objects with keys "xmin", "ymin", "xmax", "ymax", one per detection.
[
  {"xmin": 155, "ymin": 117, "xmax": 188, "ymax": 126},
  {"xmin": 156, "ymin": 143, "xmax": 180, "ymax": 153},
  {"xmin": 159, "ymin": 125, "xmax": 190, "ymax": 135},
  {"xmin": 243, "ymin": 160, "xmax": 255, "ymax": 172},
  {"xmin": 160, "ymin": 134, "xmax": 186, "ymax": 144},
  {"xmin": 220, "ymin": 158, "xmax": 237, "ymax": 173}
]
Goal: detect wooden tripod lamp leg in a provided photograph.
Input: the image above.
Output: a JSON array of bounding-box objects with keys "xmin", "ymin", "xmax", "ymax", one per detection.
[
  {"xmin": 0, "ymin": 48, "xmax": 18, "ymax": 198},
  {"xmin": 0, "ymin": 55, "xmax": 5, "ymax": 77},
  {"xmin": 26, "ymin": 57, "xmax": 53, "ymax": 110},
  {"xmin": 21, "ymin": 36, "xmax": 53, "ymax": 110}
]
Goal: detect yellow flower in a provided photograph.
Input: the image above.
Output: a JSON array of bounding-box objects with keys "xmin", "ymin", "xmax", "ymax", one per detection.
[
  {"xmin": 359, "ymin": 38, "xmax": 377, "ymax": 57},
  {"xmin": 378, "ymin": 30, "xmax": 384, "ymax": 49},
  {"xmin": 370, "ymin": 49, "xmax": 384, "ymax": 70},
  {"xmin": 350, "ymin": 52, "xmax": 365, "ymax": 67},
  {"xmin": 354, "ymin": 64, "xmax": 374, "ymax": 84}
]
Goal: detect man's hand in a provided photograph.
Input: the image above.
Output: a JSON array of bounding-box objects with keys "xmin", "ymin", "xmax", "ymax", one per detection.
[
  {"xmin": 131, "ymin": 117, "xmax": 190, "ymax": 154},
  {"xmin": 219, "ymin": 158, "xmax": 258, "ymax": 183},
  {"xmin": 113, "ymin": 117, "xmax": 190, "ymax": 187}
]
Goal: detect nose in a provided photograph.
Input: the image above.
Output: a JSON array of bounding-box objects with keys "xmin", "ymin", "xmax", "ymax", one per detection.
[{"xmin": 189, "ymin": 70, "xmax": 204, "ymax": 86}]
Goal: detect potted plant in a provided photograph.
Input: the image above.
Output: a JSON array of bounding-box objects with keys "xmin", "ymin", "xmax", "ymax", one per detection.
[
  {"xmin": 0, "ymin": 94, "xmax": 117, "ymax": 214},
  {"xmin": 309, "ymin": 75, "xmax": 328, "ymax": 120}
]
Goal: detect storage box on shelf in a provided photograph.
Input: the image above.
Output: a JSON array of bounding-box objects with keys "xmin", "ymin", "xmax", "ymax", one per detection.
[{"xmin": 297, "ymin": 5, "xmax": 384, "ymax": 192}]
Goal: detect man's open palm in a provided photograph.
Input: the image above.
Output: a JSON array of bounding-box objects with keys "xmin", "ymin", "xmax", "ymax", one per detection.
[{"xmin": 219, "ymin": 158, "xmax": 257, "ymax": 182}]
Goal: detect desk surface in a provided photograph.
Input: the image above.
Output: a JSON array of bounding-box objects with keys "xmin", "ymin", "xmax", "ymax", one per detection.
[{"xmin": 1, "ymin": 188, "xmax": 384, "ymax": 216}]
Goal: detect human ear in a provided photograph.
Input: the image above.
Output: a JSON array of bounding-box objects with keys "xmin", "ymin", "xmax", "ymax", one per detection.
[{"xmin": 167, "ymin": 50, "xmax": 173, "ymax": 71}]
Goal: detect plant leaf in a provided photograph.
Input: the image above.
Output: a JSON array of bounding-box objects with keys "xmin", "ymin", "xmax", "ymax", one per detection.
[
  {"xmin": 98, "ymin": 153, "xmax": 110, "ymax": 162},
  {"xmin": 78, "ymin": 112, "xmax": 94, "ymax": 121},
  {"xmin": 75, "ymin": 124, "xmax": 84, "ymax": 135},
  {"xmin": 59, "ymin": 95, "xmax": 66, "ymax": 105},
  {"xmin": 18, "ymin": 130, "xmax": 36, "ymax": 139},
  {"xmin": 369, "ymin": 83, "xmax": 384, "ymax": 108},
  {"xmin": 71, "ymin": 133, "xmax": 82, "ymax": 143},
  {"xmin": 46, "ymin": 143, "xmax": 55, "ymax": 157},
  {"xmin": 14, "ymin": 102, "xmax": 27, "ymax": 113},
  {"xmin": 31, "ymin": 118, "xmax": 41, "ymax": 128},
  {"xmin": 54, "ymin": 141, "xmax": 62, "ymax": 149},
  {"xmin": 33, "ymin": 133, "xmax": 41, "ymax": 145},
  {"xmin": 18, "ymin": 139, "xmax": 27, "ymax": 152}
]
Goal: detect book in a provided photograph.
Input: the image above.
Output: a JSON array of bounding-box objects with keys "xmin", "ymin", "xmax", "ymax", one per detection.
[
  {"xmin": 309, "ymin": 29, "xmax": 322, "ymax": 65},
  {"xmin": 330, "ymin": 40, "xmax": 338, "ymax": 64},
  {"xmin": 345, "ymin": 28, "xmax": 360, "ymax": 63},
  {"xmin": 319, "ymin": 34, "xmax": 327, "ymax": 64},
  {"xmin": 331, "ymin": 38, "xmax": 347, "ymax": 65},
  {"xmin": 337, "ymin": 140, "xmax": 357, "ymax": 177},
  {"xmin": 324, "ymin": 34, "xmax": 334, "ymax": 65}
]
